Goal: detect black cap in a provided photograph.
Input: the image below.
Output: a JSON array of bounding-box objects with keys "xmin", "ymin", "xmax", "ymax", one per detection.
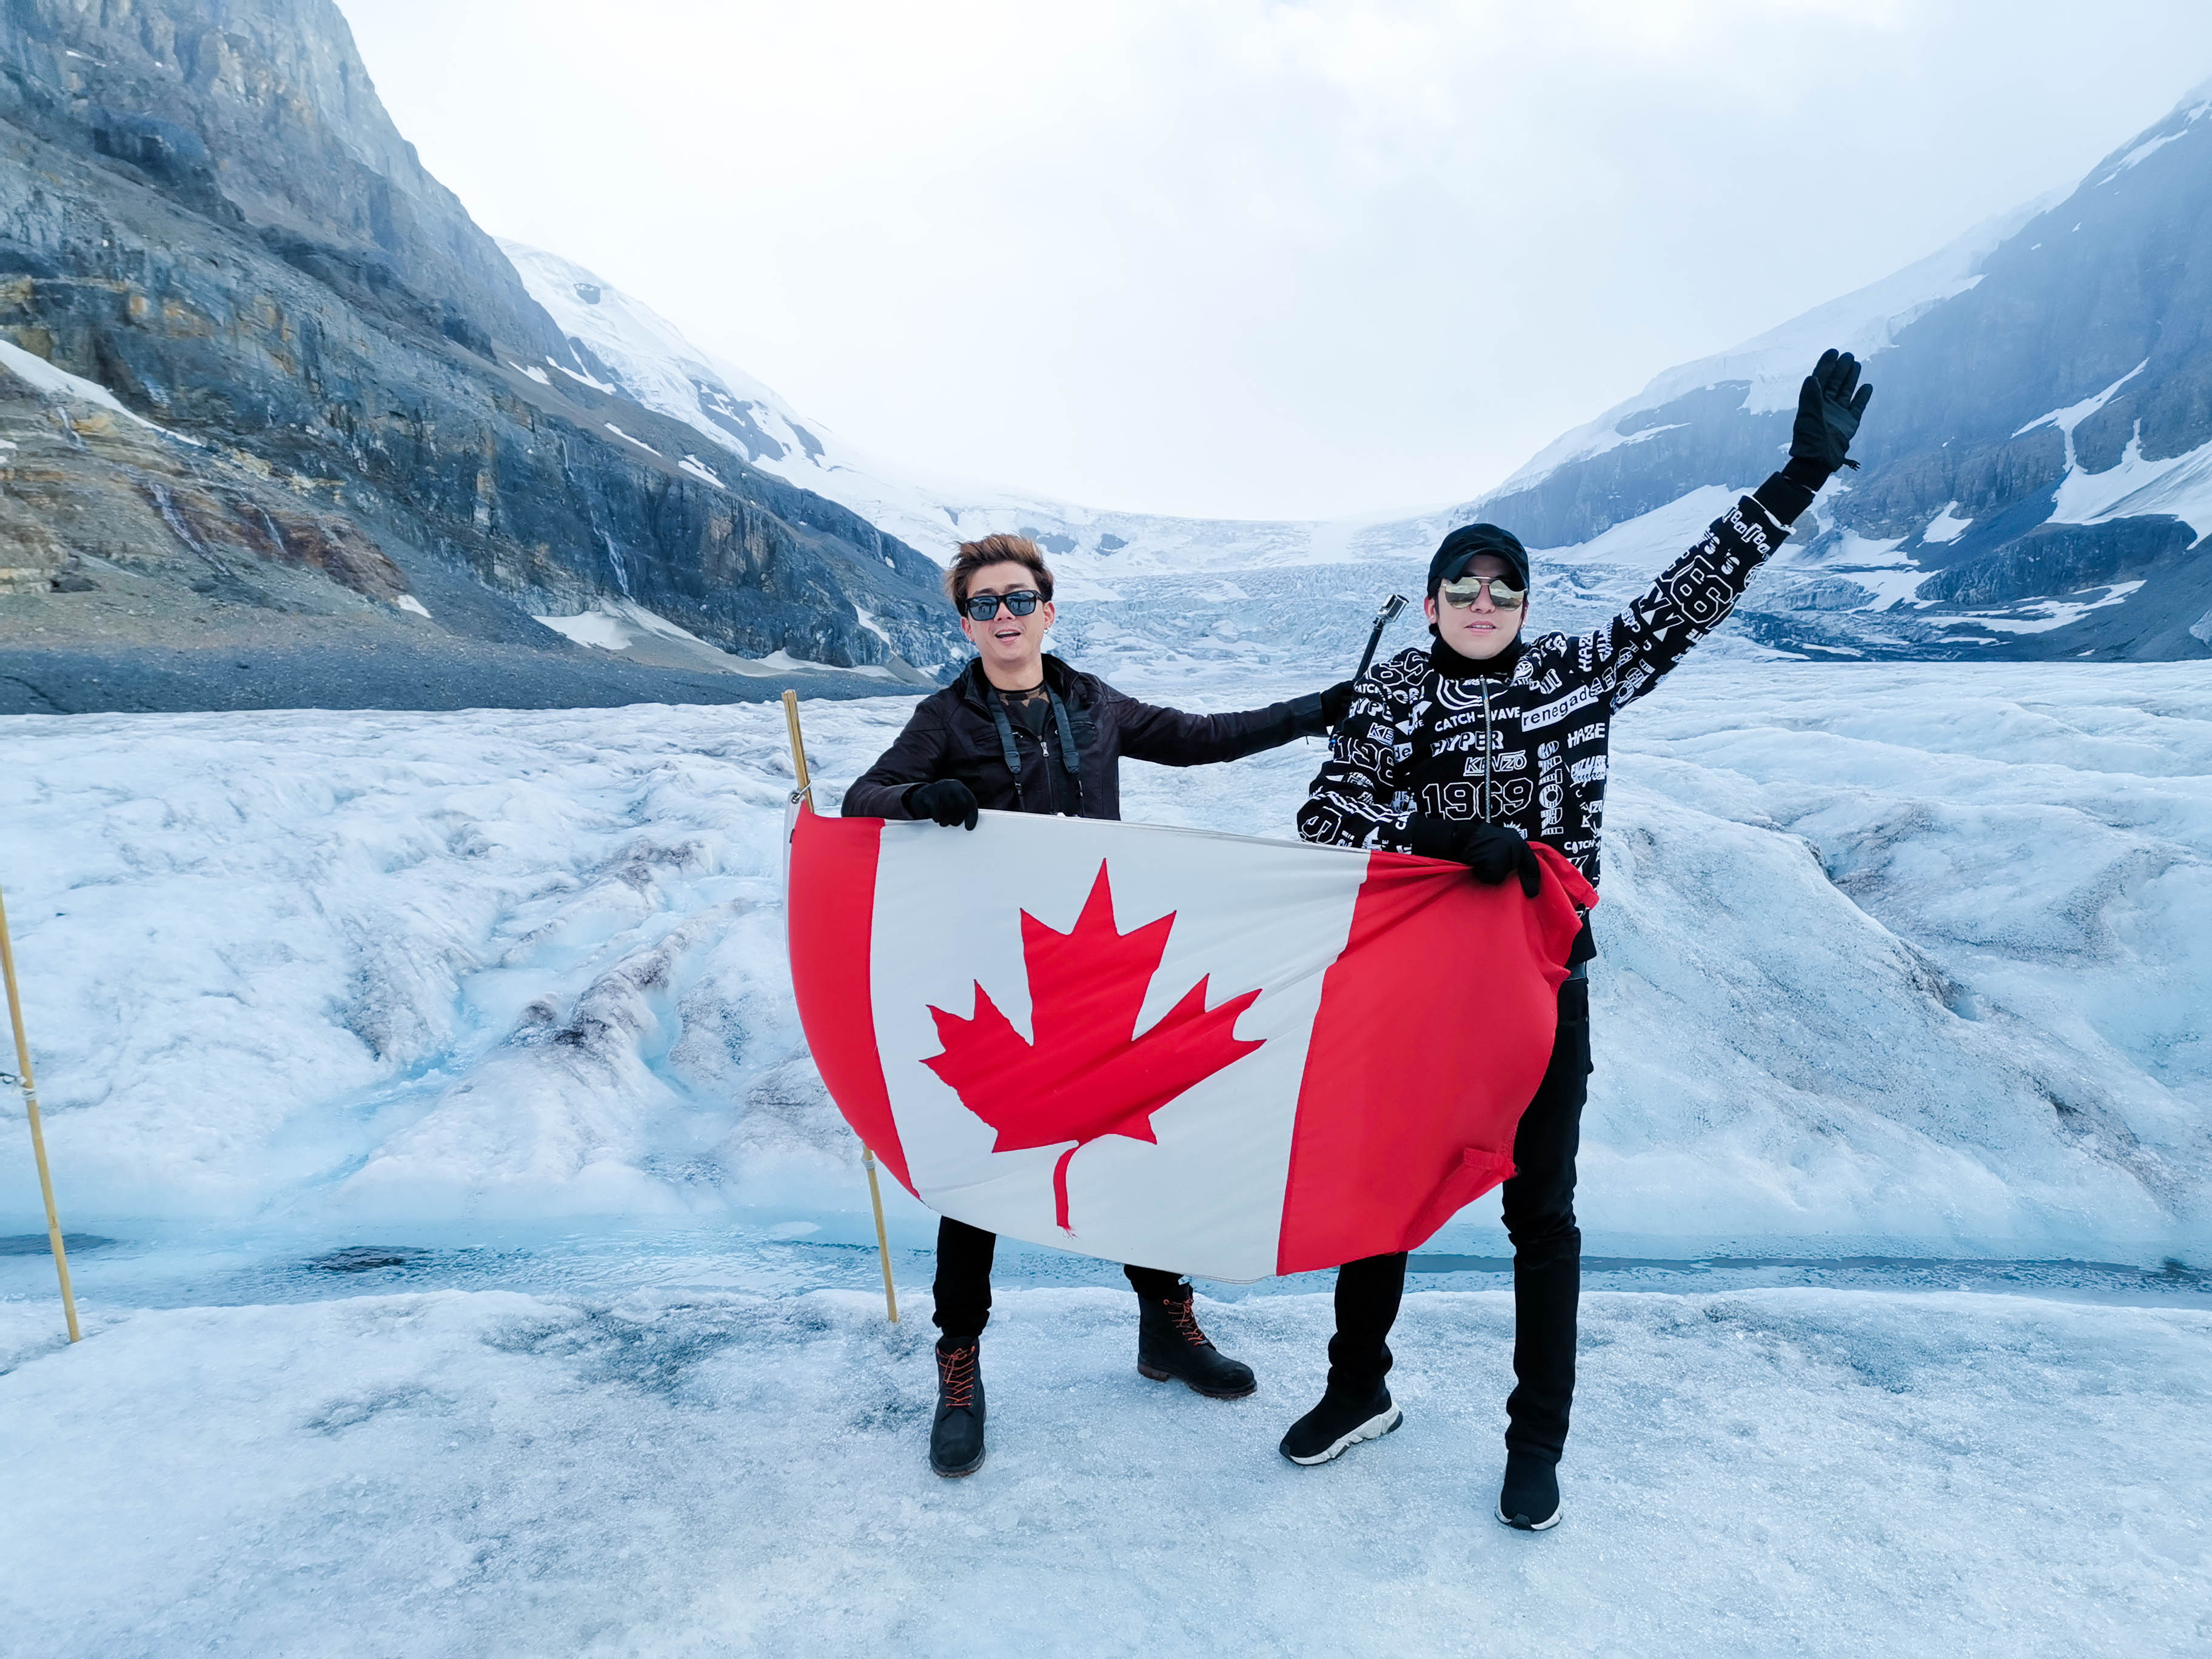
[{"xmin": 1428, "ymin": 523, "xmax": 1529, "ymax": 597}]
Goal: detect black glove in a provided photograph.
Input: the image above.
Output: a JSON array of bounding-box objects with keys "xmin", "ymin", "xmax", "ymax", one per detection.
[
  {"xmin": 1406, "ymin": 817, "xmax": 1543, "ymax": 898},
  {"xmin": 1789, "ymin": 347, "xmax": 1874, "ymax": 478},
  {"xmin": 1319, "ymin": 679, "xmax": 1357, "ymax": 728},
  {"xmin": 903, "ymin": 778, "xmax": 979, "ymax": 830}
]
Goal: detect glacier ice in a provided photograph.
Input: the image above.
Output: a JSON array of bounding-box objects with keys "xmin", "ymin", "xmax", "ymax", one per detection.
[{"xmin": 0, "ymin": 663, "xmax": 2203, "ymax": 1260}]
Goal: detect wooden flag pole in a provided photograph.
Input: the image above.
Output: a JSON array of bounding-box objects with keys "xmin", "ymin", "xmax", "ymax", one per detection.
[
  {"xmin": 782, "ymin": 689, "xmax": 899, "ymax": 1324},
  {"xmin": 0, "ymin": 880, "xmax": 81, "ymax": 1342}
]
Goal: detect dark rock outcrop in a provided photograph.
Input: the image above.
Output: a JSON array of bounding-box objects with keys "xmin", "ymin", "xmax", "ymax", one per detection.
[
  {"xmin": 1915, "ymin": 518, "xmax": 2196, "ymax": 607},
  {"xmin": 0, "ymin": 0, "xmax": 959, "ymax": 710},
  {"xmin": 0, "ymin": 346, "xmax": 911, "ymax": 714}
]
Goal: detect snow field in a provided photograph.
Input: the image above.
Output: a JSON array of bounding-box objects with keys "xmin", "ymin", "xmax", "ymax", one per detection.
[
  {"xmin": 0, "ymin": 663, "xmax": 2205, "ymax": 1257},
  {"xmin": 0, "ymin": 1284, "xmax": 2204, "ymax": 1657},
  {"xmin": 1, "ymin": 661, "xmax": 2205, "ymax": 1655}
]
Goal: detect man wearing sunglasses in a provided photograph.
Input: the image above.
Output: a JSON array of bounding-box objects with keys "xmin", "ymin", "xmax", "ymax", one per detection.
[
  {"xmin": 1287, "ymin": 349, "xmax": 1874, "ymax": 1532},
  {"xmin": 845, "ymin": 531, "xmax": 1356, "ymax": 1478}
]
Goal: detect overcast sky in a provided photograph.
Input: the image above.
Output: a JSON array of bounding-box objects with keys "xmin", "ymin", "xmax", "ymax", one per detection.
[{"xmin": 340, "ymin": 1, "xmax": 2212, "ymax": 520}]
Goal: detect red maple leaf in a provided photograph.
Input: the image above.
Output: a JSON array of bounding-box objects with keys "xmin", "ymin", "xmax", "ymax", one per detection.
[{"xmin": 923, "ymin": 861, "xmax": 1265, "ymax": 1234}]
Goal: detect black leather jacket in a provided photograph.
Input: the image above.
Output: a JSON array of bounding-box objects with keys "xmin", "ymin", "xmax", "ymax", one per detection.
[{"xmin": 845, "ymin": 654, "xmax": 1335, "ymax": 823}]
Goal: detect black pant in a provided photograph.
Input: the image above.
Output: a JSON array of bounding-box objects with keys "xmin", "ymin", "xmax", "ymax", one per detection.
[
  {"xmin": 931, "ymin": 1216, "xmax": 1185, "ymax": 1348},
  {"xmin": 1328, "ymin": 977, "xmax": 1590, "ymax": 1464}
]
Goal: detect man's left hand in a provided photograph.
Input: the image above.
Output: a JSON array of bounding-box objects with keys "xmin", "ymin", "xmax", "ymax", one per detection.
[
  {"xmin": 1792, "ymin": 347, "xmax": 1874, "ymax": 475},
  {"xmin": 1408, "ymin": 817, "xmax": 1544, "ymax": 898},
  {"xmin": 1461, "ymin": 825, "xmax": 1544, "ymax": 897}
]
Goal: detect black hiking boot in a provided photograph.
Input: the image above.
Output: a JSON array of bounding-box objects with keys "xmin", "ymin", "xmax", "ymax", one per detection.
[
  {"xmin": 1278, "ymin": 1382, "xmax": 1402, "ymax": 1465},
  {"xmin": 1137, "ymin": 1291, "xmax": 1256, "ymax": 1399},
  {"xmin": 930, "ymin": 1342, "xmax": 987, "ymax": 1478},
  {"xmin": 1496, "ymin": 1449, "xmax": 1561, "ymax": 1530}
]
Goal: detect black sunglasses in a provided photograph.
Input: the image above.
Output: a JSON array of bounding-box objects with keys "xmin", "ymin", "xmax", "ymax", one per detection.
[{"xmin": 961, "ymin": 589, "xmax": 1044, "ymax": 622}]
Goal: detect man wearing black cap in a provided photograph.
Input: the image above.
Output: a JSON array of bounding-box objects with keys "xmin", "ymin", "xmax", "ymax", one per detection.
[{"xmin": 1281, "ymin": 350, "xmax": 1874, "ymax": 1532}]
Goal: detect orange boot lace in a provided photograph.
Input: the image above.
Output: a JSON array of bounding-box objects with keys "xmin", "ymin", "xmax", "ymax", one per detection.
[
  {"xmin": 937, "ymin": 1344, "xmax": 979, "ymax": 1409},
  {"xmin": 1165, "ymin": 1296, "xmax": 1214, "ymax": 1350}
]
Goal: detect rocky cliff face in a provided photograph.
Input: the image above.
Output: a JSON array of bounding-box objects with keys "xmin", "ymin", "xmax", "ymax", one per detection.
[
  {"xmin": 0, "ymin": 0, "xmax": 959, "ymax": 711},
  {"xmin": 1453, "ymin": 92, "xmax": 2212, "ymax": 661}
]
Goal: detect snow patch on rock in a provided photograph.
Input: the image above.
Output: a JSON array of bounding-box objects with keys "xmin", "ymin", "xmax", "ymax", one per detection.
[{"xmin": 1923, "ymin": 503, "xmax": 1973, "ymax": 545}]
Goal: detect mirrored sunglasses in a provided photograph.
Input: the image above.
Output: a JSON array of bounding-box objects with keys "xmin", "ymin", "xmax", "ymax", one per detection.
[{"xmin": 1439, "ymin": 575, "xmax": 1526, "ymax": 610}]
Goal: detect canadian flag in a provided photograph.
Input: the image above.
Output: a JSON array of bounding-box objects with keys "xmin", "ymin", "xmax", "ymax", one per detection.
[{"xmin": 786, "ymin": 803, "xmax": 1595, "ymax": 1282}]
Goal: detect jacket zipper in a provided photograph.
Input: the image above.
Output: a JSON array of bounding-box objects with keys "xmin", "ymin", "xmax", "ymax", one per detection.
[
  {"xmin": 1480, "ymin": 678, "xmax": 1493, "ymax": 824},
  {"xmin": 1033, "ymin": 722, "xmax": 1068, "ymax": 816}
]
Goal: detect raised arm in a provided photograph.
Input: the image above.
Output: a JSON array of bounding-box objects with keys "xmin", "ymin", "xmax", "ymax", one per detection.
[
  {"xmin": 1579, "ymin": 497, "xmax": 1789, "ymax": 714},
  {"xmin": 1587, "ymin": 349, "xmax": 1873, "ymax": 715}
]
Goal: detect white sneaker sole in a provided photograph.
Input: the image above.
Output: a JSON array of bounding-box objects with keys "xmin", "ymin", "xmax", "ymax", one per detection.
[
  {"xmin": 1495, "ymin": 1501, "xmax": 1561, "ymax": 1531},
  {"xmin": 1282, "ymin": 1403, "xmax": 1403, "ymax": 1466}
]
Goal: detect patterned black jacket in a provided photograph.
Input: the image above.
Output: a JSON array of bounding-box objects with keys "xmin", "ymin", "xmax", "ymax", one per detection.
[{"xmin": 1297, "ymin": 492, "xmax": 1794, "ymax": 922}]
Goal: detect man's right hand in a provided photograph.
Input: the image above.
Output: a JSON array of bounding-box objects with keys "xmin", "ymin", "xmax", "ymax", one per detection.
[
  {"xmin": 1407, "ymin": 817, "xmax": 1543, "ymax": 897},
  {"xmin": 904, "ymin": 778, "xmax": 980, "ymax": 830}
]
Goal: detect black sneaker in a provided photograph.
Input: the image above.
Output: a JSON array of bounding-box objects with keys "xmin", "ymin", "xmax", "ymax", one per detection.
[
  {"xmin": 1496, "ymin": 1449, "xmax": 1561, "ymax": 1530},
  {"xmin": 1138, "ymin": 1292, "xmax": 1257, "ymax": 1399},
  {"xmin": 1278, "ymin": 1384, "xmax": 1401, "ymax": 1465},
  {"xmin": 930, "ymin": 1342, "xmax": 987, "ymax": 1478}
]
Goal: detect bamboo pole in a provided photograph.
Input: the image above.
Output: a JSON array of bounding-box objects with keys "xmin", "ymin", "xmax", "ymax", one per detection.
[
  {"xmin": 782, "ymin": 689, "xmax": 899, "ymax": 1324},
  {"xmin": 859, "ymin": 1147, "xmax": 901, "ymax": 1326},
  {"xmin": 0, "ymin": 880, "xmax": 81, "ymax": 1342}
]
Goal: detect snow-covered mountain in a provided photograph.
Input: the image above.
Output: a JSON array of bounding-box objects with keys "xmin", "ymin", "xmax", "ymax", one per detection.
[
  {"xmin": 501, "ymin": 240, "xmax": 1335, "ymax": 575},
  {"xmin": 506, "ymin": 77, "xmax": 2212, "ymax": 664},
  {"xmin": 1486, "ymin": 201, "xmax": 2053, "ymax": 506},
  {"xmin": 531, "ymin": 79, "xmax": 2212, "ymax": 664},
  {"xmin": 1455, "ymin": 84, "xmax": 2212, "ymax": 661}
]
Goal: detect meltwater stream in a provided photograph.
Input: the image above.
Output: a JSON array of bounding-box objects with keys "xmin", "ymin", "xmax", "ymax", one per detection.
[{"xmin": 4, "ymin": 1227, "xmax": 2205, "ymax": 1326}]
